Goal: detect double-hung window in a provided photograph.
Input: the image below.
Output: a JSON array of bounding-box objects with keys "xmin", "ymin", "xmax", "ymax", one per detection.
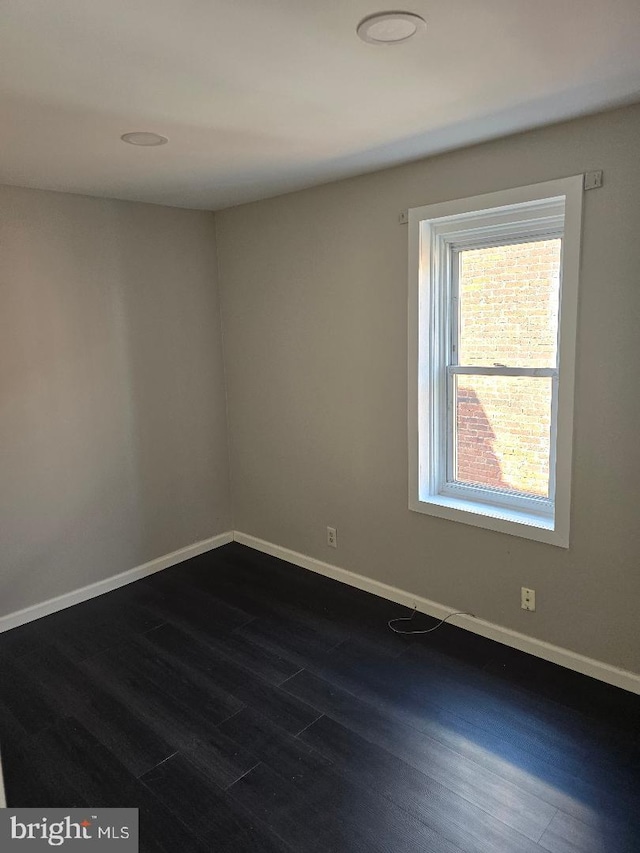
[{"xmin": 408, "ymin": 178, "xmax": 582, "ymax": 546}]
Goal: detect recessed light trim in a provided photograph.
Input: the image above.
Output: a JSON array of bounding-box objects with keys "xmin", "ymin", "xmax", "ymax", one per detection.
[
  {"xmin": 121, "ymin": 132, "xmax": 169, "ymax": 147},
  {"xmin": 356, "ymin": 11, "xmax": 426, "ymax": 44}
]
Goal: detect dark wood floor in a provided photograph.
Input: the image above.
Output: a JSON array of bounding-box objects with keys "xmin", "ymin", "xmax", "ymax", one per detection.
[{"xmin": 1, "ymin": 543, "xmax": 638, "ymax": 852}]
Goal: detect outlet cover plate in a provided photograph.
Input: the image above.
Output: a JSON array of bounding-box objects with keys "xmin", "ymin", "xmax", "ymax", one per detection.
[{"xmin": 521, "ymin": 587, "xmax": 536, "ymax": 611}]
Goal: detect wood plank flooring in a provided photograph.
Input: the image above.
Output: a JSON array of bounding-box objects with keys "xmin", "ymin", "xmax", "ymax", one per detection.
[{"xmin": 1, "ymin": 542, "xmax": 638, "ymax": 852}]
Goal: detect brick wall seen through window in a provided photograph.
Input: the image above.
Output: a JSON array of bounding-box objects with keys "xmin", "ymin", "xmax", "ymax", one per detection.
[{"xmin": 455, "ymin": 239, "xmax": 561, "ymax": 496}]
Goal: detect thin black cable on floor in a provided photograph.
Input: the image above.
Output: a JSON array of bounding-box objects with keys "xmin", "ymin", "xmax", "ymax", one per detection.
[{"xmin": 388, "ymin": 607, "xmax": 475, "ymax": 635}]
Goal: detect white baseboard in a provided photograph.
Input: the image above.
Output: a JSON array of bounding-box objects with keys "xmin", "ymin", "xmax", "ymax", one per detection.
[
  {"xmin": 0, "ymin": 531, "xmax": 234, "ymax": 635},
  {"xmin": 3, "ymin": 527, "xmax": 638, "ymax": 696},
  {"xmin": 233, "ymin": 531, "xmax": 640, "ymax": 695}
]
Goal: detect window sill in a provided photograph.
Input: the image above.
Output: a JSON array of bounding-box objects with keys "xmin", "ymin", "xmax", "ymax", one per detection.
[{"xmin": 410, "ymin": 492, "xmax": 568, "ymax": 547}]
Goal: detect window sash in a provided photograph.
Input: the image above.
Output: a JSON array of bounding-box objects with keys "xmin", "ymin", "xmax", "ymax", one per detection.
[
  {"xmin": 443, "ymin": 237, "xmax": 561, "ymax": 512},
  {"xmin": 443, "ymin": 372, "xmax": 558, "ymax": 513},
  {"xmin": 447, "ymin": 366, "xmax": 557, "ymax": 377}
]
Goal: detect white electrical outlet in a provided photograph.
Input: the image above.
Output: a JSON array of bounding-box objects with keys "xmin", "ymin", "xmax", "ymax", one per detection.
[
  {"xmin": 327, "ymin": 526, "xmax": 337, "ymax": 548},
  {"xmin": 521, "ymin": 587, "xmax": 536, "ymax": 611}
]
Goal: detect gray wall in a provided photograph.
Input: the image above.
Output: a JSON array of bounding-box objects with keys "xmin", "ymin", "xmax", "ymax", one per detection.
[
  {"xmin": 0, "ymin": 185, "xmax": 231, "ymax": 617},
  {"xmin": 216, "ymin": 104, "xmax": 640, "ymax": 673}
]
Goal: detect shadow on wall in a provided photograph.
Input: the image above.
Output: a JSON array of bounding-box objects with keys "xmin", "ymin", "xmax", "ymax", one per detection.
[{"xmin": 456, "ymin": 387, "xmax": 509, "ymax": 490}]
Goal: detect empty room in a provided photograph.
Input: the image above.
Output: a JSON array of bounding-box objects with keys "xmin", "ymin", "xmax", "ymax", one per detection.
[{"xmin": 1, "ymin": 1, "xmax": 639, "ymax": 851}]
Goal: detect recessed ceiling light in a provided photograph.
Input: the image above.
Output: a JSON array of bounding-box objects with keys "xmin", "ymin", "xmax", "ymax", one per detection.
[
  {"xmin": 356, "ymin": 11, "xmax": 426, "ymax": 44},
  {"xmin": 120, "ymin": 132, "xmax": 168, "ymax": 147}
]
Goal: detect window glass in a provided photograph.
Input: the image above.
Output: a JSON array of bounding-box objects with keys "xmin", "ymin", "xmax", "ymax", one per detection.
[
  {"xmin": 454, "ymin": 374, "xmax": 553, "ymax": 497},
  {"xmin": 457, "ymin": 239, "xmax": 561, "ymax": 368}
]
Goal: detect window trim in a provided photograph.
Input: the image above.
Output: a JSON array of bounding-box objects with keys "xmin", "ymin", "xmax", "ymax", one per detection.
[
  {"xmin": 408, "ymin": 177, "xmax": 583, "ymax": 547},
  {"xmin": 444, "ymin": 230, "xmax": 561, "ymax": 516}
]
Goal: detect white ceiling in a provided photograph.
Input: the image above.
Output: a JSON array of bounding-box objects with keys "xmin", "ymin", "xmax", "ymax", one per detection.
[{"xmin": 1, "ymin": 0, "xmax": 639, "ymax": 210}]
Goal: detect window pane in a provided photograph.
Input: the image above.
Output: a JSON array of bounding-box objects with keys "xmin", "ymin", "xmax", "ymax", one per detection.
[
  {"xmin": 458, "ymin": 239, "xmax": 561, "ymax": 368},
  {"xmin": 454, "ymin": 375, "xmax": 552, "ymax": 497}
]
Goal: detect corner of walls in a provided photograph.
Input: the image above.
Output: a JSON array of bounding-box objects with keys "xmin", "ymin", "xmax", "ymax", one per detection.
[
  {"xmin": 232, "ymin": 530, "xmax": 640, "ymax": 696},
  {"xmin": 0, "ymin": 532, "xmax": 234, "ymax": 635},
  {"xmin": 212, "ymin": 209, "xmax": 236, "ymax": 533}
]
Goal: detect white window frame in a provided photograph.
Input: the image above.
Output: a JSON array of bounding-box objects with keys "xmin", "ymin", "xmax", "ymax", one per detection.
[{"xmin": 408, "ymin": 177, "xmax": 583, "ymax": 547}]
